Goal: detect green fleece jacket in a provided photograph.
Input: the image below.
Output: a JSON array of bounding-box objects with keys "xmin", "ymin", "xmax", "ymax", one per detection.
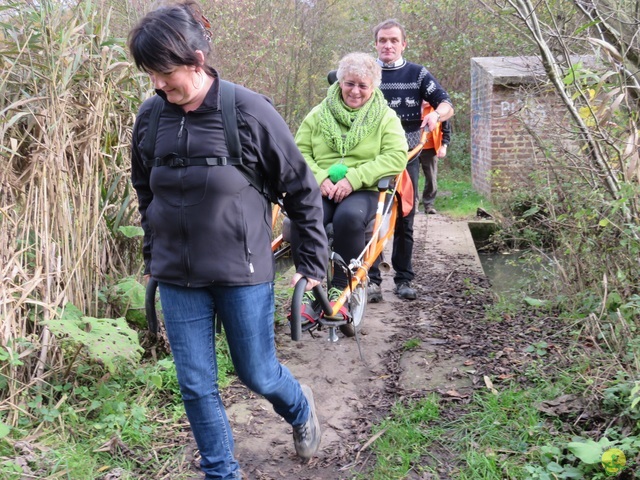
[{"xmin": 295, "ymin": 102, "xmax": 408, "ymax": 191}]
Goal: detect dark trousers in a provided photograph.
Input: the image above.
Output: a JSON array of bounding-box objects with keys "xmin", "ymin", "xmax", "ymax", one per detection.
[
  {"xmin": 290, "ymin": 190, "xmax": 378, "ymax": 289},
  {"xmin": 420, "ymin": 147, "xmax": 438, "ymax": 208},
  {"xmin": 369, "ymin": 156, "xmax": 419, "ymax": 286}
]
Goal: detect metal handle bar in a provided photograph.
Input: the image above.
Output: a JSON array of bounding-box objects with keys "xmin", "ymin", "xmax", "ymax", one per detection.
[
  {"xmin": 290, "ymin": 279, "xmax": 332, "ymax": 341},
  {"xmin": 408, "ymin": 129, "xmax": 429, "ymax": 161},
  {"xmin": 145, "ymin": 278, "xmax": 159, "ymax": 337}
]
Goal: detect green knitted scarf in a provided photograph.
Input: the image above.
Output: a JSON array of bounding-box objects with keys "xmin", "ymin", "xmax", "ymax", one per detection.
[{"xmin": 319, "ymin": 82, "xmax": 387, "ymax": 157}]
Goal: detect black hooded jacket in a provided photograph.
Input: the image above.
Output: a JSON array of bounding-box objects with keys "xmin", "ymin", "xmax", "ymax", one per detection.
[{"xmin": 131, "ymin": 73, "xmax": 328, "ymax": 287}]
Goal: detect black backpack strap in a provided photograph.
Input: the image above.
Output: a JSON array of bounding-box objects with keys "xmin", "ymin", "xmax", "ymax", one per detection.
[
  {"xmin": 143, "ymin": 96, "xmax": 165, "ymax": 164},
  {"xmin": 219, "ymin": 80, "xmax": 274, "ymax": 201},
  {"xmin": 219, "ymin": 80, "xmax": 242, "ymax": 162}
]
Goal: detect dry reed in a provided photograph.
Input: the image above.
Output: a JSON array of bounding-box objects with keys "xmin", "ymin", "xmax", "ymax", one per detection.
[{"xmin": 1, "ymin": 0, "xmax": 148, "ymax": 412}]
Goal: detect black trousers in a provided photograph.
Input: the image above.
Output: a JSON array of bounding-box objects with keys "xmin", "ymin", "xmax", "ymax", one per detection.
[
  {"xmin": 420, "ymin": 147, "xmax": 438, "ymax": 208},
  {"xmin": 369, "ymin": 155, "xmax": 420, "ymax": 286},
  {"xmin": 290, "ymin": 190, "xmax": 377, "ymax": 289}
]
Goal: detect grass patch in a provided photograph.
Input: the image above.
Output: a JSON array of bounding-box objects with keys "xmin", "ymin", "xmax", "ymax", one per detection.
[
  {"xmin": 435, "ymin": 175, "xmax": 493, "ymax": 219},
  {"xmin": 417, "ymin": 169, "xmax": 493, "ymax": 219},
  {"xmin": 403, "ymin": 338, "xmax": 421, "ymax": 350},
  {"xmin": 366, "ymin": 395, "xmax": 442, "ymax": 479},
  {"xmin": 364, "ymin": 385, "xmax": 558, "ymax": 479},
  {"xmin": 364, "ymin": 366, "xmax": 640, "ymax": 479}
]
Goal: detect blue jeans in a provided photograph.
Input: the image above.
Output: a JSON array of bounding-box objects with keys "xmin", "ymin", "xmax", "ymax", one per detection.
[{"xmin": 158, "ymin": 281, "xmax": 310, "ymax": 480}]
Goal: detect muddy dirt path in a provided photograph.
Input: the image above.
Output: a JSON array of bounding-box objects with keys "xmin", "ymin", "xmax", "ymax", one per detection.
[
  {"xmin": 172, "ymin": 213, "xmax": 492, "ymax": 480},
  {"xmin": 169, "ymin": 212, "xmax": 578, "ymax": 480}
]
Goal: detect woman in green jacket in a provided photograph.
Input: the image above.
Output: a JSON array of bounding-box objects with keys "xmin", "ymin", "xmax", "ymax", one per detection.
[{"xmin": 294, "ymin": 52, "xmax": 408, "ymax": 300}]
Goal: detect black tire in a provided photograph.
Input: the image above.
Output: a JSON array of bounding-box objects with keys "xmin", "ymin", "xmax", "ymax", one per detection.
[{"xmin": 339, "ymin": 279, "xmax": 367, "ymax": 337}]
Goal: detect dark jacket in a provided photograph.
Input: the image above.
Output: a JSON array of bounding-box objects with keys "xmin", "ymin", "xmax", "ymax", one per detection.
[
  {"xmin": 380, "ymin": 59, "xmax": 452, "ymax": 149},
  {"xmin": 441, "ymin": 120, "xmax": 452, "ymax": 146},
  {"xmin": 131, "ymin": 72, "xmax": 328, "ymax": 287}
]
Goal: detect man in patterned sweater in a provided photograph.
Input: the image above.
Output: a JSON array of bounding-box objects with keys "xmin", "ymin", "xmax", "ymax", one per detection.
[{"xmin": 368, "ymin": 19, "xmax": 454, "ymax": 302}]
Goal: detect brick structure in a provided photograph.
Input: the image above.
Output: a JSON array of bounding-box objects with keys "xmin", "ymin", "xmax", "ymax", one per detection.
[{"xmin": 471, "ymin": 56, "xmax": 558, "ymax": 198}]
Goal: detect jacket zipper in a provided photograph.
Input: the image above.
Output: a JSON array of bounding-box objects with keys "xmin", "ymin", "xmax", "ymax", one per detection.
[
  {"xmin": 240, "ymin": 200, "xmax": 254, "ymax": 274},
  {"xmin": 177, "ymin": 117, "xmax": 185, "ymax": 139},
  {"xmin": 178, "ymin": 115, "xmax": 190, "ymax": 285}
]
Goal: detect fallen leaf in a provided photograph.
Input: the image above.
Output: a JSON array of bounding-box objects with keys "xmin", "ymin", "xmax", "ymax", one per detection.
[{"xmin": 484, "ymin": 375, "xmax": 499, "ymax": 395}]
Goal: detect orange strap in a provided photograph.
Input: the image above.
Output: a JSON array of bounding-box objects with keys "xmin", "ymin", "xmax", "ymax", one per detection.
[
  {"xmin": 397, "ymin": 105, "xmax": 442, "ymax": 217},
  {"xmin": 421, "ymin": 103, "xmax": 443, "ymax": 152},
  {"xmin": 397, "ymin": 169, "xmax": 414, "ymax": 217}
]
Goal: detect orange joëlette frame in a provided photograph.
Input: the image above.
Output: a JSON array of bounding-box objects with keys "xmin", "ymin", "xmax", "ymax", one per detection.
[
  {"xmin": 321, "ymin": 130, "xmax": 428, "ymax": 318},
  {"xmin": 271, "ymin": 205, "xmax": 285, "ymax": 252}
]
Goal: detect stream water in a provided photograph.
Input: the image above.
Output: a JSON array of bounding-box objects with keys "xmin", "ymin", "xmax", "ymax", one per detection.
[
  {"xmin": 478, "ymin": 250, "xmax": 531, "ymax": 296},
  {"xmin": 467, "ymin": 220, "xmax": 537, "ymax": 297}
]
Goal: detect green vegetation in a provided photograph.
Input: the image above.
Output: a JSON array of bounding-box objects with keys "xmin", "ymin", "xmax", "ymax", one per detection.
[
  {"xmin": 1, "ymin": 0, "xmax": 639, "ymax": 478},
  {"xmin": 417, "ymin": 131, "xmax": 494, "ymax": 219},
  {"xmin": 0, "ymin": 276, "xmax": 235, "ymax": 478},
  {"xmin": 403, "ymin": 338, "xmax": 422, "ymax": 350},
  {"xmin": 365, "ymin": 378, "xmax": 640, "ymax": 478},
  {"xmin": 365, "ymin": 396, "xmax": 442, "ymax": 479},
  {"xmin": 433, "ymin": 175, "xmax": 493, "ymax": 219}
]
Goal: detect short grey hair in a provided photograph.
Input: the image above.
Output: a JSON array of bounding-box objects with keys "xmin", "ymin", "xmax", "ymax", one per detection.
[{"xmin": 336, "ymin": 53, "xmax": 381, "ymax": 89}]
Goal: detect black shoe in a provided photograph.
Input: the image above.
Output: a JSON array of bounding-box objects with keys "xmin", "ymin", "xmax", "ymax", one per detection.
[
  {"xmin": 293, "ymin": 385, "xmax": 321, "ymax": 459},
  {"xmin": 367, "ymin": 283, "xmax": 383, "ymax": 303},
  {"xmin": 426, "ymin": 207, "xmax": 437, "ymax": 214},
  {"xmin": 394, "ymin": 282, "xmax": 417, "ymax": 300}
]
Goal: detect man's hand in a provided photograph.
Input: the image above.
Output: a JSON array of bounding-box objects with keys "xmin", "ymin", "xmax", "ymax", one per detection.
[
  {"xmin": 422, "ymin": 111, "xmax": 440, "ymax": 133},
  {"xmin": 437, "ymin": 144, "xmax": 448, "ymax": 158},
  {"xmin": 421, "ymin": 103, "xmax": 454, "ymax": 132}
]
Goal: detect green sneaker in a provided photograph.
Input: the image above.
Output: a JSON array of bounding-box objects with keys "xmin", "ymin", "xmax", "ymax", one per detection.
[
  {"xmin": 298, "ymin": 290, "xmax": 319, "ymax": 326},
  {"xmin": 326, "ymin": 287, "xmax": 348, "ymax": 320},
  {"xmin": 327, "ymin": 287, "xmax": 342, "ymax": 302},
  {"xmin": 302, "ymin": 290, "xmax": 316, "ymax": 305}
]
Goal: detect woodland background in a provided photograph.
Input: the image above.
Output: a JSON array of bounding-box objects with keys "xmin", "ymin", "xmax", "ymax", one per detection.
[{"xmin": 1, "ymin": 0, "xmax": 639, "ymax": 478}]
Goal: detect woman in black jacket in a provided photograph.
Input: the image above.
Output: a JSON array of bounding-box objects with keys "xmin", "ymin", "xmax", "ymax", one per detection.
[{"xmin": 128, "ymin": 2, "xmax": 327, "ymax": 478}]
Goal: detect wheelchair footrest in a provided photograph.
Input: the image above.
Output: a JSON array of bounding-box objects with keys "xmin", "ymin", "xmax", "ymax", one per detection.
[{"xmin": 318, "ymin": 313, "xmax": 350, "ymax": 327}]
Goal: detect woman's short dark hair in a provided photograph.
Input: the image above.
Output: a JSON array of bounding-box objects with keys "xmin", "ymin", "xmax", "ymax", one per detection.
[{"xmin": 128, "ymin": 1, "xmax": 212, "ymax": 73}]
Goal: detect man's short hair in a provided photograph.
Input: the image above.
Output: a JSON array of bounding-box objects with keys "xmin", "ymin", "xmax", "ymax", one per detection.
[{"xmin": 373, "ymin": 19, "xmax": 406, "ymax": 42}]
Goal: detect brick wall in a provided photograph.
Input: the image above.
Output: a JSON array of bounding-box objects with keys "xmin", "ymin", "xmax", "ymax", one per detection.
[
  {"xmin": 470, "ymin": 57, "xmax": 564, "ymax": 198},
  {"xmin": 470, "ymin": 59, "xmax": 493, "ymax": 196}
]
